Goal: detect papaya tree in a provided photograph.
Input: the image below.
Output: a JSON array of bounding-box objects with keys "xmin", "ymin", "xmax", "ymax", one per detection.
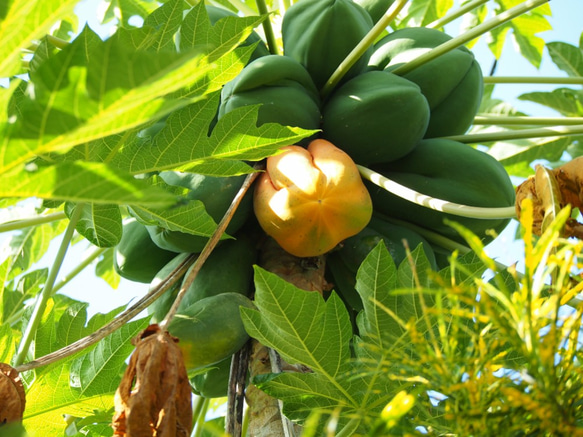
[{"xmin": 0, "ymin": 0, "xmax": 582, "ymax": 436}]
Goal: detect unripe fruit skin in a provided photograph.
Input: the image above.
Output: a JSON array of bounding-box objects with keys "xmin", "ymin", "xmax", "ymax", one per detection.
[{"xmin": 254, "ymin": 139, "xmax": 373, "ymax": 257}]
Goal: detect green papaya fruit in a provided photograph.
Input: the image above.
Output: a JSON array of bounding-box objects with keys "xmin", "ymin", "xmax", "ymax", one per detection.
[
  {"xmin": 355, "ymin": 0, "xmax": 396, "ymax": 23},
  {"xmin": 327, "ymin": 216, "xmax": 437, "ymax": 311},
  {"xmin": 321, "ymin": 70, "xmax": 430, "ymax": 165},
  {"xmin": 205, "ymin": 5, "xmax": 270, "ymax": 62},
  {"xmin": 368, "ymin": 27, "xmax": 483, "ymax": 138},
  {"xmin": 148, "ymin": 234, "xmax": 257, "ymax": 323},
  {"xmin": 191, "ymin": 356, "xmax": 232, "ymax": 398},
  {"xmin": 114, "ymin": 219, "xmax": 178, "ymax": 283},
  {"xmin": 168, "ymin": 293, "xmax": 254, "ymax": 371},
  {"xmin": 146, "ymin": 171, "xmax": 253, "ymax": 253},
  {"xmin": 365, "ymin": 138, "xmax": 516, "ymax": 243},
  {"xmin": 218, "ymin": 54, "xmax": 321, "ymax": 134},
  {"xmin": 282, "ymin": 0, "xmax": 374, "ymax": 90}
]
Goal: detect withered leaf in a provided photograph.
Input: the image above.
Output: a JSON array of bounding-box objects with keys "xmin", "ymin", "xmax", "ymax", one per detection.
[
  {"xmin": 0, "ymin": 363, "xmax": 26, "ymax": 425},
  {"xmin": 112, "ymin": 324, "xmax": 193, "ymax": 437},
  {"xmin": 515, "ymin": 157, "xmax": 583, "ymax": 239}
]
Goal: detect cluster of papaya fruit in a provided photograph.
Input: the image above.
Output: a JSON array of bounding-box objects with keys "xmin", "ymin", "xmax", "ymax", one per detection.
[{"xmin": 113, "ymin": 0, "xmax": 517, "ymax": 400}]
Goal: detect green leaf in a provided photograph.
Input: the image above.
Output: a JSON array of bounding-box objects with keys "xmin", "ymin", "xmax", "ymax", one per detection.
[
  {"xmin": 142, "ymin": 0, "xmax": 184, "ymax": 53},
  {"xmin": 489, "ymin": 0, "xmax": 552, "ymax": 67},
  {"xmin": 111, "ymin": 94, "xmax": 316, "ymax": 175},
  {"xmin": 0, "ymin": 0, "xmax": 78, "ymax": 77},
  {"xmin": 0, "ymin": 162, "xmax": 178, "ymax": 208},
  {"xmin": 519, "ymin": 88, "xmax": 583, "ymax": 117},
  {"xmin": 0, "ymin": 323, "xmax": 17, "ymax": 363},
  {"xmin": 65, "ymin": 203, "xmax": 123, "ymax": 248},
  {"xmin": 241, "ymin": 267, "xmax": 353, "ymax": 377},
  {"xmin": 1, "ymin": 269, "xmax": 47, "ymax": 325},
  {"xmin": 547, "ymin": 41, "xmax": 583, "ymax": 77},
  {"xmin": 398, "ymin": 0, "xmax": 454, "ymax": 27},
  {"xmin": 353, "ymin": 242, "xmax": 399, "ymax": 348},
  {"xmin": 396, "ymin": 244, "xmax": 435, "ymax": 289},
  {"xmin": 129, "ymin": 199, "xmax": 220, "ymax": 237}
]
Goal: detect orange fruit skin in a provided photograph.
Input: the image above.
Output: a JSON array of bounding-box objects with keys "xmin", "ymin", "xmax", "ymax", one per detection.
[{"xmin": 253, "ymin": 139, "xmax": 373, "ymax": 257}]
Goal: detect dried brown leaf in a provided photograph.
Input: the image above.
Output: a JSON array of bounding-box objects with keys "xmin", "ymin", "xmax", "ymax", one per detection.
[
  {"xmin": 515, "ymin": 157, "xmax": 583, "ymax": 238},
  {"xmin": 112, "ymin": 324, "xmax": 192, "ymax": 437},
  {"xmin": 0, "ymin": 363, "xmax": 26, "ymax": 424}
]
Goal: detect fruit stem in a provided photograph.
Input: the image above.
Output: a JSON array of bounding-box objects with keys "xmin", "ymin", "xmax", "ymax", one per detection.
[
  {"xmin": 426, "ymin": 0, "xmax": 490, "ymax": 29},
  {"xmin": 13, "ymin": 204, "xmax": 84, "ymax": 367},
  {"xmin": 0, "ymin": 211, "xmax": 67, "ymax": 233},
  {"xmin": 358, "ymin": 165, "xmax": 517, "ymax": 219},
  {"xmin": 473, "ymin": 116, "xmax": 583, "ymax": 126},
  {"xmin": 484, "ymin": 76, "xmax": 583, "ymax": 85},
  {"xmin": 320, "ymin": 0, "xmax": 410, "ymax": 99},
  {"xmin": 255, "ymin": 0, "xmax": 279, "ymax": 55},
  {"xmin": 443, "ymin": 124, "xmax": 583, "ymax": 143},
  {"xmin": 51, "ymin": 246, "xmax": 107, "ymax": 294},
  {"xmin": 391, "ymin": 0, "xmax": 550, "ymax": 76}
]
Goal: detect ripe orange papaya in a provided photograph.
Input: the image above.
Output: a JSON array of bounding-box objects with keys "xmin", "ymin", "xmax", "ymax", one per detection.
[{"xmin": 253, "ymin": 139, "xmax": 373, "ymax": 257}]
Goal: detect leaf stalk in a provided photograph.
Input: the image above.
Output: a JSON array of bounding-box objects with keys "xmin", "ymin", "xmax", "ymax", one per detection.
[
  {"xmin": 13, "ymin": 204, "xmax": 84, "ymax": 367},
  {"xmin": 358, "ymin": 165, "xmax": 517, "ymax": 219},
  {"xmin": 0, "ymin": 211, "xmax": 67, "ymax": 233},
  {"xmin": 444, "ymin": 124, "xmax": 583, "ymax": 143},
  {"xmin": 391, "ymin": 0, "xmax": 550, "ymax": 76}
]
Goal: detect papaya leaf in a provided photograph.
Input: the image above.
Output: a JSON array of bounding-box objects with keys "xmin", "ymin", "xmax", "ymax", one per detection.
[
  {"xmin": 0, "ymin": 323, "xmax": 16, "ymax": 363},
  {"xmin": 141, "ymin": 0, "xmax": 184, "ymax": 53},
  {"xmin": 111, "ymin": 93, "xmax": 316, "ymax": 175},
  {"xmin": 129, "ymin": 200, "xmax": 220, "ymax": 238},
  {"xmin": 519, "ymin": 88, "xmax": 583, "ymax": 117},
  {"xmin": 23, "ymin": 317, "xmax": 148, "ymax": 436},
  {"xmin": 488, "ymin": 0, "xmax": 552, "ymax": 68},
  {"xmin": 64, "ymin": 203, "xmax": 123, "ymax": 248},
  {"xmin": 0, "ymin": 0, "xmax": 78, "ymax": 78},
  {"xmin": 398, "ymin": 0, "xmax": 454, "ymax": 27},
  {"xmin": 1, "ymin": 34, "xmax": 214, "ymax": 174},
  {"xmin": 0, "ymin": 268, "xmax": 48, "ymax": 325},
  {"xmin": 547, "ymin": 41, "xmax": 583, "ymax": 77},
  {"xmin": 0, "ymin": 162, "xmax": 178, "ymax": 208},
  {"xmin": 179, "ymin": 2, "xmax": 264, "ymax": 60},
  {"xmin": 242, "ymin": 266, "xmax": 353, "ymax": 376},
  {"xmin": 396, "ymin": 244, "xmax": 435, "ymax": 289},
  {"xmin": 102, "ymin": 0, "xmax": 159, "ymax": 26}
]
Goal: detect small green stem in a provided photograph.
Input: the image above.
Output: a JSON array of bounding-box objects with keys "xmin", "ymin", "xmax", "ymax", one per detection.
[
  {"xmin": 444, "ymin": 124, "xmax": 583, "ymax": 143},
  {"xmin": 193, "ymin": 397, "xmax": 211, "ymax": 437},
  {"xmin": 484, "ymin": 76, "xmax": 583, "ymax": 85},
  {"xmin": 426, "ymin": 0, "xmax": 490, "ymax": 29},
  {"xmin": 358, "ymin": 165, "xmax": 517, "ymax": 219},
  {"xmin": 191, "ymin": 396, "xmax": 207, "ymax": 430},
  {"xmin": 473, "ymin": 116, "xmax": 583, "ymax": 126},
  {"xmin": 0, "ymin": 211, "xmax": 67, "ymax": 233},
  {"xmin": 255, "ymin": 0, "xmax": 279, "ymax": 55},
  {"xmin": 46, "ymin": 34, "xmax": 69, "ymax": 49},
  {"xmin": 391, "ymin": 0, "xmax": 550, "ymax": 76},
  {"xmin": 51, "ymin": 246, "xmax": 107, "ymax": 294},
  {"xmin": 320, "ymin": 0, "xmax": 409, "ymax": 99},
  {"xmin": 13, "ymin": 204, "xmax": 84, "ymax": 367}
]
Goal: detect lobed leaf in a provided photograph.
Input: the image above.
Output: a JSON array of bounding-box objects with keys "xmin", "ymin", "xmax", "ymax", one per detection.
[{"xmin": 65, "ymin": 203, "xmax": 123, "ymax": 248}]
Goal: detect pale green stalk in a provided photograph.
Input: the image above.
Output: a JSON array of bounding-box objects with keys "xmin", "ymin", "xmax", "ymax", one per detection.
[
  {"xmin": 484, "ymin": 76, "xmax": 583, "ymax": 85},
  {"xmin": 473, "ymin": 116, "xmax": 583, "ymax": 126},
  {"xmin": 51, "ymin": 246, "xmax": 107, "ymax": 294},
  {"xmin": 358, "ymin": 165, "xmax": 517, "ymax": 219},
  {"xmin": 256, "ymin": 0, "xmax": 279, "ymax": 55},
  {"xmin": 13, "ymin": 205, "xmax": 84, "ymax": 367},
  {"xmin": 391, "ymin": 0, "xmax": 550, "ymax": 76},
  {"xmin": 46, "ymin": 34, "xmax": 69, "ymax": 49},
  {"xmin": 426, "ymin": 0, "xmax": 490, "ymax": 29},
  {"xmin": 320, "ymin": 0, "xmax": 410, "ymax": 99},
  {"xmin": 444, "ymin": 124, "xmax": 583, "ymax": 143},
  {"xmin": 0, "ymin": 211, "xmax": 67, "ymax": 233},
  {"xmin": 193, "ymin": 397, "xmax": 211, "ymax": 437}
]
